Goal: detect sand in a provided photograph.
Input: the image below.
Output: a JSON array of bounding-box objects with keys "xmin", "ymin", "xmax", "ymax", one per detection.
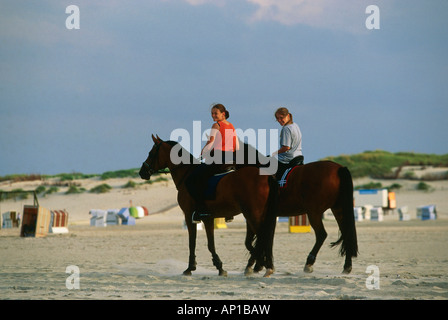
[{"xmin": 1, "ymin": 172, "xmax": 448, "ymax": 301}]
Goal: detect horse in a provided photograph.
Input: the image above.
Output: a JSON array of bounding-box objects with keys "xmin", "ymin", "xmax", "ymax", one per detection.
[
  {"xmin": 139, "ymin": 135, "xmax": 279, "ymax": 277},
  {"xmin": 239, "ymin": 141, "xmax": 358, "ymax": 274}
]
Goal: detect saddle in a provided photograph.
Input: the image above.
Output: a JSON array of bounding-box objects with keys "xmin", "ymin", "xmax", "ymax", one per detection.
[
  {"xmin": 277, "ymin": 166, "xmax": 299, "ymax": 188},
  {"xmin": 276, "ymin": 155, "xmax": 304, "ymax": 188},
  {"xmin": 204, "ymin": 168, "xmax": 235, "ymax": 200}
]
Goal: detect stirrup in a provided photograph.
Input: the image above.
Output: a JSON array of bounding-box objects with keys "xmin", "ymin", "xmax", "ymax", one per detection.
[{"xmin": 192, "ymin": 211, "xmax": 211, "ymax": 224}]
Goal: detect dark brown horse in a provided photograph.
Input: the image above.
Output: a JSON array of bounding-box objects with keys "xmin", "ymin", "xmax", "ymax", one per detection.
[
  {"xmin": 240, "ymin": 142, "xmax": 358, "ymax": 274},
  {"xmin": 139, "ymin": 135, "xmax": 278, "ymax": 277}
]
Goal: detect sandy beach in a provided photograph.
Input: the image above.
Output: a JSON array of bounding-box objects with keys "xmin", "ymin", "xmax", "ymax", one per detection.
[{"xmin": 1, "ymin": 171, "xmax": 448, "ymax": 301}]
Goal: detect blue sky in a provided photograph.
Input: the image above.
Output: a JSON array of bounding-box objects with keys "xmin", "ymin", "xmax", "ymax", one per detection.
[{"xmin": 1, "ymin": 0, "xmax": 447, "ymax": 175}]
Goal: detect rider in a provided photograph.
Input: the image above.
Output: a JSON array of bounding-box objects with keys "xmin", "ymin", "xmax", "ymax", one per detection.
[
  {"xmin": 272, "ymin": 107, "xmax": 304, "ymax": 180},
  {"xmin": 186, "ymin": 103, "xmax": 239, "ymax": 223}
]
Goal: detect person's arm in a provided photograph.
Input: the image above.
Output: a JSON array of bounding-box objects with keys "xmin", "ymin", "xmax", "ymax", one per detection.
[
  {"xmin": 201, "ymin": 123, "xmax": 220, "ymax": 156},
  {"xmin": 272, "ymin": 145, "xmax": 290, "ymax": 157},
  {"xmin": 235, "ymin": 134, "xmax": 240, "ymax": 151}
]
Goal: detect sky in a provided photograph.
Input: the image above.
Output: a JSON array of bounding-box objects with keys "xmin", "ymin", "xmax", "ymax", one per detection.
[{"xmin": 1, "ymin": 0, "xmax": 447, "ymax": 176}]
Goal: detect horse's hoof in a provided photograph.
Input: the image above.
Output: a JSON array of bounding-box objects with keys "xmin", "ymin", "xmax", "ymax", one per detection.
[
  {"xmin": 263, "ymin": 268, "xmax": 274, "ymax": 278},
  {"xmin": 244, "ymin": 267, "xmax": 254, "ymax": 276},
  {"xmin": 183, "ymin": 269, "xmax": 193, "ymax": 276},
  {"xmin": 342, "ymin": 267, "xmax": 352, "ymax": 274},
  {"xmin": 219, "ymin": 270, "xmax": 228, "ymax": 277},
  {"xmin": 304, "ymin": 265, "xmax": 313, "ymax": 273}
]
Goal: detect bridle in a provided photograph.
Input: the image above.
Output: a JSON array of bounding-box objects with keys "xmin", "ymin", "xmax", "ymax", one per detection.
[
  {"xmin": 142, "ymin": 142, "xmax": 162, "ymax": 175},
  {"xmin": 142, "ymin": 161, "xmax": 157, "ymax": 175}
]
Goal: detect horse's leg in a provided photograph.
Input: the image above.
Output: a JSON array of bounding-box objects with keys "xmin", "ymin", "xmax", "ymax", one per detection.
[
  {"xmin": 203, "ymin": 218, "xmax": 227, "ymax": 276},
  {"xmin": 304, "ymin": 212, "xmax": 327, "ymax": 273},
  {"xmin": 183, "ymin": 217, "xmax": 197, "ymax": 276},
  {"xmin": 247, "ymin": 214, "xmax": 276, "ymax": 278},
  {"xmin": 244, "ymin": 222, "xmax": 269, "ymax": 276},
  {"xmin": 244, "ymin": 224, "xmax": 256, "ymax": 276},
  {"xmin": 343, "ymin": 252, "xmax": 353, "ymax": 274},
  {"xmin": 249, "ymin": 220, "xmax": 264, "ymax": 274},
  {"xmin": 261, "ymin": 224, "xmax": 276, "ymax": 278}
]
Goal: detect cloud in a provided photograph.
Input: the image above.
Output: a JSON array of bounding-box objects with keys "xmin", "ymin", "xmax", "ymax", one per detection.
[
  {"xmin": 176, "ymin": 0, "xmax": 375, "ymax": 33},
  {"xmin": 248, "ymin": 0, "xmax": 322, "ymax": 25},
  {"xmin": 183, "ymin": 0, "xmax": 226, "ymax": 5},
  {"xmin": 247, "ymin": 0, "xmax": 371, "ymax": 32}
]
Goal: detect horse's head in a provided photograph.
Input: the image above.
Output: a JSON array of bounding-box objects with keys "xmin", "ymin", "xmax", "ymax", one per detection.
[{"xmin": 139, "ymin": 134, "xmax": 170, "ymax": 180}]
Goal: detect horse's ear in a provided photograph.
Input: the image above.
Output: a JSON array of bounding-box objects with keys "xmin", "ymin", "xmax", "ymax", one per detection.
[
  {"xmin": 156, "ymin": 134, "xmax": 162, "ymax": 141},
  {"xmin": 152, "ymin": 134, "xmax": 160, "ymax": 145}
]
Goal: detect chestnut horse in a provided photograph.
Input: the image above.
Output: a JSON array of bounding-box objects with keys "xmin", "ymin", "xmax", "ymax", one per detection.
[
  {"xmin": 139, "ymin": 135, "xmax": 278, "ymax": 277},
  {"xmin": 240, "ymin": 142, "xmax": 358, "ymax": 274}
]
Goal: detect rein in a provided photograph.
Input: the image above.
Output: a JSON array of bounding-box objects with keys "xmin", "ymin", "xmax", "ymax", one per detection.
[
  {"xmin": 143, "ymin": 140, "xmax": 200, "ymax": 190},
  {"xmin": 142, "ymin": 161, "xmax": 159, "ymax": 175},
  {"xmin": 143, "ymin": 141, "xmax": 162, "ymax": 175}
]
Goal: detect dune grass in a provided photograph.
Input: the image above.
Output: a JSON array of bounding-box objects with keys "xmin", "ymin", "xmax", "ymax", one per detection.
[
  {"xmin": 1, "ymin": 151, "xmax": 447, "ymax": 183},
  {"xmin": 322, "ymin": 150, "xmax": 448, "ymax": 179}
]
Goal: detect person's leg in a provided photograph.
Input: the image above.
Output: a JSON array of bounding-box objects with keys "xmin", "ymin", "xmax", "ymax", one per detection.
[
  {"xmin": 189, "ymin": 164, "xmax": 216, "ymax": 223},
  {"xmin": 276, "ymin": 161, "xmax": 289, "ymax": 181}
]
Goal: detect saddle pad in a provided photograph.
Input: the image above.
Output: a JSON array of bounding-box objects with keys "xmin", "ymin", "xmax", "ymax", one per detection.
[
  {"xmin": 278, "ymin": 166, "xmax": 299, "ymax": 188},
  {"xmin": 204, "ymin": 170, "xmax": 234, "ymax": 200}
]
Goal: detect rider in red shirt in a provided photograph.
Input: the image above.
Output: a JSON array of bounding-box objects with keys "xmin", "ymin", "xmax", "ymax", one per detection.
[{"xmin": 186, "ymin": 103, "xmax": 239, "ymax": 223}]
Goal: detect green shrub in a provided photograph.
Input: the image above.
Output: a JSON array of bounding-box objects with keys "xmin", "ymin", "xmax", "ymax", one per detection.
[
  {"xmin": 57, "ymin": 173, "xmax": 98, "ymax": 181},
  {"xmin": 144, "ymin": 176, "xmax": 169, "ymax": 184},
  {"xmin": 45, "ymin": 186, "xmax": 59, "ymax": 195},
  {"xmin": 35, "ymin": 185, "xmax": 46, "ymax": 194},
  {"xmin": 66, "ymin": 185, "xmax": 85, "ymax": 194},
  {"xmin": 416, "ymin": 182, "xmax": 431, "ymax": 192},
  {"xmin": 354, "ymin": 182, "xmax": 383, "ymax": 190},
  {"xmin": 100, "ymin": 169, "xmax": 139, "ymax": 180},
  {"xmin": 403, "ymin": 171, "xmax": 416, "ymax": 179},
  {"xmin": 388, "ymin": 183, "xmax": 402, "ymax": 191},
  {"xmin": 122, "ymin": 180, "xmax": 137, "ymax": 188},
  {"xmin": 89, "ymin": 184, "xmax": 112, "ymax": 193}
]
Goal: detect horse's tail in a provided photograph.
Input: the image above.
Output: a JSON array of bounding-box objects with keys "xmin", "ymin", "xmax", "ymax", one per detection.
[
  {"xmin": 253, "ymin": 175, "xmax": 278, "ymax": 269},
  {"xmin": 331, "ymin": 166, "xmax": 358, "ymax": 259}
]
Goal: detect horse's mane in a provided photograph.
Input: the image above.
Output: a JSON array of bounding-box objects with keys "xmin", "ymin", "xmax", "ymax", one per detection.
[
  {"xmin": 163, "ymin": 139, "xmax": 271, "ymax": 167},
  {"xmin": 238, "ymin": 140, "xmax": 271, "ymax": 167},
  {"xmin": 164, "ymin": 140, "xmax": 180, "ymax": 147},
  {"xmin": 164, "ymin": 140, "xmax": 201, "ymax": 165}
]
